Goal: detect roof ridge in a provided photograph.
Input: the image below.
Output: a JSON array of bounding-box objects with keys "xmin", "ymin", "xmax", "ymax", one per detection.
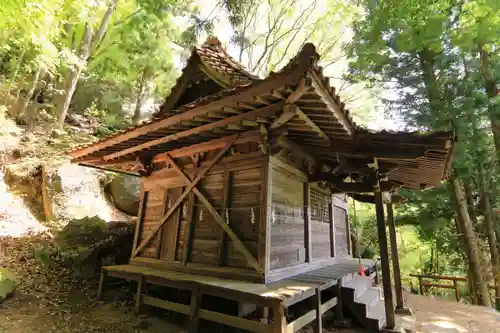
[{"xmin": 197, "ymin": 36, "xmax": 260, "ymax": 81}]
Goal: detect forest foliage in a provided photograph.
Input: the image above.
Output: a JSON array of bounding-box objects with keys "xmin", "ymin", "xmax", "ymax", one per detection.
[{"xmin": 0, "ymin": 0, "xmax": 499, "ymax": 308}]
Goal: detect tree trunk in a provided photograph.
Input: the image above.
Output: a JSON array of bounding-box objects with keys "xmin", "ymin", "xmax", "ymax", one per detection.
[
  {"xmin": 20, "ymin": 67, "xmax": 43, "ymax": 131},
  {"xmin": 478, "ymin": 165, "xmax": 500, "ymax": 309},
  {"xmin": 132, "ymin": 73, "xmax": 146, "ymax": 125},
  {"xmin": 479, "ymin": 46, "xmax": 500, "ymax": 167},
  {"xmin": 57, "ymin": 0, "xmax": 117, "ymax": 125},
  {"xmin": 57, "ymin": 24, "xmax": 93, "ymax": 125},
  {"xmin": 455, "ymin": 216, "xmax": 479, "ymax": 304},
  {"xmin": 463, "ymin": 182, "xmax": 478, "ymax": 226},
  {"xmin": 451, "ymin": 177, "xmax": 492, "ymax": 307}
]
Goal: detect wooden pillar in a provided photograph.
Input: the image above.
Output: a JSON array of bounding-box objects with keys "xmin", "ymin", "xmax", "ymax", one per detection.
[
  {"xmin": 97, "ymin": 270, "xmax": 107, "ymax": 300},
  {"xmin": 335, "ymin": 277, "xmax": 344, "ymax": 320},
  {"xmin": 272, "ymin": 303, "xmax": 287, "ymax": 333},
  {"xmin": 188, "ymin": 288, "xmax": 201, "ymax": 333},
  {"xmin": 135, "ymin": 275, "xmax": 144, "ymax": 314},
  {"xmin": 304, "ymin": 182, "xmax": 312, "ymax": 263},
  {"xmin": 314, "ymin": 288, "xmax": 322, "ymax": 333},
  {"xmin": 374, "ymin": 189, "xmax": 395, "ymax": 329},
  {"xmin": 386, "ymin": 202, "xmax": 404, "ymax": 310},
  {"xmin": 329, "ymin": 198, "xmax": 335, "ymax": 257}
]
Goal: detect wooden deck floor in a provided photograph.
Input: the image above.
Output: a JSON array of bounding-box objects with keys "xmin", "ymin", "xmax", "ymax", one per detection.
[
  {"xmin": 99, "ymin": 258, "xmax": 376, "ymax": 333},
  {"xmin": 103, "ymin": 258, "xmax": 374, "ymax": 306}
]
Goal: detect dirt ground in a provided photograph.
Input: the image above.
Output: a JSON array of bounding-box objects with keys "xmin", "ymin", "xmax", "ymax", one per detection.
[{"xmin": 2, "ymin": 233, "xmax": 500, "ymax": 333}]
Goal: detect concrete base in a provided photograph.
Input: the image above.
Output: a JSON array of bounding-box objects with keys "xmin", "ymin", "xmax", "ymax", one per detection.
[
  {"xmin": 395, "ymin": 307, "xmax": 413, "ymax": 316},
  {"xmin": 382, "ymin": 327, "xmax": 406, "ymax": 333},
  {"xmin": 330, "ymin": 318, "xmax": 352, "ymax": 329}
]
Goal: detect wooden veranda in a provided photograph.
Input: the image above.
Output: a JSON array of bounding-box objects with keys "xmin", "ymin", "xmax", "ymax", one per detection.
[{"xmin": 68, "ymin": 37, "xmax": 455, "ymax": 332}]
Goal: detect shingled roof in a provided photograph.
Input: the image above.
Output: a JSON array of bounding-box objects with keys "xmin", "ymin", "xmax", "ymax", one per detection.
[{"xmin": 67, "ymin": 38, "xmax": 455, "ymax": 192}]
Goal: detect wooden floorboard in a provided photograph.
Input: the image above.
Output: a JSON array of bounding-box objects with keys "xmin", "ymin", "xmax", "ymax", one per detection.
[{"xmin": 103, "ymin": 258, "xmax": 374, "ymax": 308}]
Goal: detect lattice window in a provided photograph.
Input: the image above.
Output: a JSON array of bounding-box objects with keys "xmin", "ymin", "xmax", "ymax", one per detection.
[{"xmin": 310, "ymin": 188, "xmax": 330, "ymax": 222}]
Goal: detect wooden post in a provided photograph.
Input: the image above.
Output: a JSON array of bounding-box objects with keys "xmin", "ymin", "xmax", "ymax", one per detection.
[
  {"xmin": 335, "ymin": 277, "xmax": 344, "ymax": 320},
  {"xmin": 272, "ymin": 303, "xmax": 287, "ymax": 333},
  {"xmin": 188, "ymin": 288, "xmax": 201, "ymax": 333},
  {"xmin": 454, "ymin": 280, "xmax": 460, "ymax": 302},
  {"xmin": 97, "ymin": 270, "xmax": 107, "ymax": 300},
  {"xmin": 418, "ymin": 277, "xmax": 424, "ymax": 295},
  {"xmin": 135, "ymin": 275, "xmax": 144, "ymax": 314},
  {"xmin": 386, "ymin": 202, "xmax": 405, "ymax": 311},
  {"xmin": 40, "ymin": 165, "xmax": 53, "ymax": 222},
  {"xmin": 374, "ymin": 189, "xmax": 395, "ymax": 329},
  {"xmin": 329, "ymin": 198, "xmax": 335, "ymax": 257},
  {"xmin": 314, "ymin": 288, "xmax": 322, "ymax": 333},
  {"xmin": 304, "ymin": 182, "xmax": 312, "ymax": 263}
]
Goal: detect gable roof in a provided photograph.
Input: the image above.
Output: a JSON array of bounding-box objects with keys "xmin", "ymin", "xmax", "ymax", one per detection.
[
  {"xmin": 157, "ymin": 36, "xmax": 260, "ymax": 117},
  {"xmin": 67, "ymin": 39, "xmax": 454, "ymax": 192}
]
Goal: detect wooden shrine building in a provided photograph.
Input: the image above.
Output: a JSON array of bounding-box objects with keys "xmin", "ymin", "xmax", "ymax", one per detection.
[{"xmin": 68, "ymin": 37, "xmax": 455, "ymax": 332}]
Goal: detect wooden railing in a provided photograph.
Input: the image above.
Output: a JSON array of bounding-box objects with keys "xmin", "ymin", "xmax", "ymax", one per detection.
[{"xmin": 410, "ymin": 273, "xmax": 495, "ymax": 302}]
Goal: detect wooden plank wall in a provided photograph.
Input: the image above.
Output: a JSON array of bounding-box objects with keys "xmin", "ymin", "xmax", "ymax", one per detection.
[
  {"xmin": 333, "ymin": 199, "xmax": 350, "ymax": 258},
  {"xmin": 138, "ymin": 187, "xmax": 166, "ymax": 258},
  {"xmin": 309, "ymin": 186, "xmax": 331, "ymax": 261},
  {"xmin": 135, "ymin": 152, "xmax": 266, "ymax": 272},
  {"xmin": 269, "ymin": 161, "xmax": 306, "ymax": 270}
]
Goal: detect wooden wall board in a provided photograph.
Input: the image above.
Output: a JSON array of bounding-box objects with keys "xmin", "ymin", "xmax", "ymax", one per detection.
[
  {"xmin": 333, "ymin": 206, "xmax": 349, "ymax": 259},
  {"xmin": 269, "ymin": 161, "xmax": 306, "ymax": 270},
  {"xmin": 138, "ymin": 187, "xmax": 166, "ymax": 258}
]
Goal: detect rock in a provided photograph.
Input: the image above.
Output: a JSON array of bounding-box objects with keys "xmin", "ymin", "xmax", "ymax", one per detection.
[
  {"xmin": 0, "ymin": 268, "xmax": 19, "ymax": 301},
  {"xmin": 106, "ymin": 174, "xmax": 140, "ymax": 216},
  {"xmin": 50, "ymin": 163, "xmax": 134, "ymax": 222},
  {"xmin": 56, "ymin": 216, "xmax": 108, "ymax": 249}
]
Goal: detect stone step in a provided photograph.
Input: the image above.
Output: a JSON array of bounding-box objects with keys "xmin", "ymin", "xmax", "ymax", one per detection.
[
  {"xmin": 343, "ymin": 275, "xmax": 372, "ymax": 299},
  {"xmin": 356, "ymin": 287, "xmax": 381, "ymax": 312},
  {"xmin": 367, "ymin": 301, "xmax": 387, "ymax": 331}
]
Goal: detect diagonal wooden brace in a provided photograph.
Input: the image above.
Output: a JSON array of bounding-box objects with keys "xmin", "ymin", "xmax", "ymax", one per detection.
[
  {"xmin": 164, "ymin": 151, "xmax": 264, "ymax": 274},
  {"xmin": 132, "ymin": 136, "xmax": 238, "ymax": 258}
]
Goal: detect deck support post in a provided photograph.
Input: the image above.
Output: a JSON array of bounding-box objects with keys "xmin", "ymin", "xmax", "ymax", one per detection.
[
  {"xmin": 331, "ymin": 277, "xmax": 351, "ymax": 328},
  {"xmin": 386, "ymin": 202, "xmax": 413, "ymax": 316},
  {"xmin": 188, "ymin": 288, "xmax": 201, "ymax": 333},
  {"xmin": 272, "ymin": 304, "xmax": 287, "ymax": 333},
  {"xmin": 374, "ymin": 188, "xmax": 396, "ymax": 329},
  {"xmin": 97, "ymin": 270, "xmax": 107, "ymax": 300},
  {"xmin": 135, "ymin": 275, "xmax": 144, "ymax": 314},
  {"xmin": 314, "ymin": 288, "xmax": 322, "ymax": 333}
]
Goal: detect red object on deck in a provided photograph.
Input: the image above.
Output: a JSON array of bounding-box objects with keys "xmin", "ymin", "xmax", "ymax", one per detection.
[{"xmin": 359, "ymin": 265, "xmax": 365, "ymax": 276}]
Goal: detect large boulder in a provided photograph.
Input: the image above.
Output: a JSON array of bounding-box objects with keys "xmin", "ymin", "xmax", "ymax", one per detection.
[
  {"xmin": 51, "ymin": 163, "xmax": 134, "ymax": 222},
  {"xmin": 107, "ymin": 174, "xmax": 140, "ymax": 216},
  {"xmin": 0, "ymin": 268, "xmax": 19, "ymax": 302}
]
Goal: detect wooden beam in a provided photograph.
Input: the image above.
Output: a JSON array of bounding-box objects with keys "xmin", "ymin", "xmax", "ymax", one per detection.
[
  {"xmin": 152, "ymin": 130, "xmax": 262, "ymax": 163},
  {"xmin": 309, "ymin": 70, "xmax": 355, "ymax": 136},
  {"xmin": 374, "ymin": 186, "xmax": 396, "ymax": 329},
  {"xmin": 132, "ymin": 138, "xmax": 236, "ymax": 258},
  {"xmin": 103, "ymin": 101, "xmax": 285, "ymax": 161},
  {"xmin": 163, "ymin": 153, "xmax": 264, "ymax": 274},
  {"xmin": 273, "ymin": 136, "xmax": 318, "ymax": 170},
  {"xmin": 131, "ymin": 189, "xmax": 148, "ymax": 260},
  {"xmin": 270, "ymin": 104, "xmax": 298, "ymax": 129},
  {"xmin": 295, "ymin": 105, "xmax": 335, "ymax": 148},
  {"xmin": 69, "ymin": 70, "xmax": 302, "ymax": 159},
  {"xmin": 286, "ymin": 77, "xmax": 310, "ymax": 104},
  {"xmin": 199, "ymin": 309, "xmax": 272, "ymax": 333},
  {"xmin": 329, "ymin": 180, "xmax": 398, "ymax": 193}
]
